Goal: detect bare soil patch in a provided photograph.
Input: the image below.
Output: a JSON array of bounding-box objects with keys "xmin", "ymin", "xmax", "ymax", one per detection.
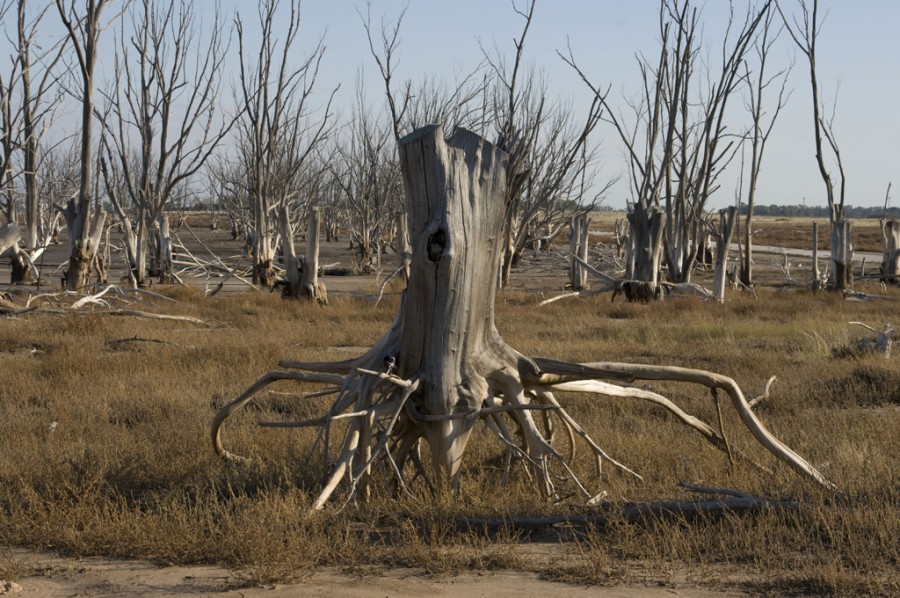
[{"xmin": 3, "ymin": 547, "xmax": 753, "ymax": 597}]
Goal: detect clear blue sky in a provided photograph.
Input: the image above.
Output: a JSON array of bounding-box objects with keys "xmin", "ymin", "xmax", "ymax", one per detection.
[{"xmin": 18, "ymin": 0, "xmax": 900, "ymax": 210}]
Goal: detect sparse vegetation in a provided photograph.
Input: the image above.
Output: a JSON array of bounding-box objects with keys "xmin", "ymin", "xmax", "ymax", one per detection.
[{"xmin": 1, "ymin": 283, "xmax": 897, "ymax": 596}]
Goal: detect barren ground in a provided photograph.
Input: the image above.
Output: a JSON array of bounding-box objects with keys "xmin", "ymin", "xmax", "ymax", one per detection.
[{"xmin": 4, "ymin": 546, "xmax": 762, "ymax": 597}]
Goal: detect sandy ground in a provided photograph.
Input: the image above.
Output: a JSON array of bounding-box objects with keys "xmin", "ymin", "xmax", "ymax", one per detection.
[{"xmin": 2, "ymin": 548, "xmax": 753, "ymax": 598}]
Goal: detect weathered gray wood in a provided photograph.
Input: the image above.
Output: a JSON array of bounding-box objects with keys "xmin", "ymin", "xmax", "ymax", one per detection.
[
  {"xmin": 157, "ymin": 215, "xmax": 174, "ymax": 284},
  {"xmin": 624, "ymin": 198, "xmax": 665, "ymax": 301},
  {"xmin": 396, "ymin": 211, "xmax": 411, "ymax": 282},
  {"xmin": 811, "ymin": 221, "xmax": 821, "ymax": 291},
  {"xmin": 278, "ymin": 205, "xmax": 301, "ymax": 297},
  {"xmin": 830, "ymin": 219, "xmax": 853, "ymax": 290},
  {"xmin": 568, "ymin": 214, "xmax": 590, "ymax": 290},
  {"xmin": 614, "ymin": 219, "xmax": 627, "ymax": 258},
  {"xmin": 301, "ymin": 207, "xmax": 326, "ymax": 303},
  {"xmin": 712, "ymin": 206, "xmax": 737, "ymax": 301},
  {"xmin": 881, "ymin": 220, "xmax": 900, "ymax": 283},
  {"xmin": 397, "ymin": 125, "xmax": 510, "ymax": 481},
  {"xmin": 0, "ymin": 223, "xmax": 21, "ymax": 257}
]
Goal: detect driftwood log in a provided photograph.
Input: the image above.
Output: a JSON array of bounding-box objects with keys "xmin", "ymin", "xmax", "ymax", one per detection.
[{"xmin": 212, "ymin": 125, "xmax": 835, "ymax": 511}]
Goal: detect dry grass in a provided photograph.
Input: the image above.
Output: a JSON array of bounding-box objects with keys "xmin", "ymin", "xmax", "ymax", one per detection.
[{"xmin": 1, "ymin": 285, "xmax": 898, "ymax": 596}]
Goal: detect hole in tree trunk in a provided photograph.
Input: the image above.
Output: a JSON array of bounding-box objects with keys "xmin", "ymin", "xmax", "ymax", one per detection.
[{"xmin": 427, "ymin": 229, "xmax": 446, "ymax": 262}]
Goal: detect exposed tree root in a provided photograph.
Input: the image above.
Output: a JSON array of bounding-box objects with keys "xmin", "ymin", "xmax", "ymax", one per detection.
[
  {"xmin": 212, "ymin": 340, "xmax": 836, "ymax": 512},
  {"xmin": 212, "ymin": 125, "xmax": 835, "ymax": 512}
]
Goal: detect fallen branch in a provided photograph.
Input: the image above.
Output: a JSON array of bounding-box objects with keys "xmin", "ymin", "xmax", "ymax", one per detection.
[
  {"xmin": 748, "ymin": 376, "xmax": 777, "ymax": 408},
  {"xmin": 456, "ymin": 490, "xmax": 796, "ymax": 532},
  {"xmin": 109, "ymin": 310, "xmax": 205, "ymax": 324},
  {"xmin": 178, "ymin": 224, "xmax": 255, "ymax": 289},
  {"xmin": 106, "ymin": 336, "xmax": 180, "ymax": 349}
]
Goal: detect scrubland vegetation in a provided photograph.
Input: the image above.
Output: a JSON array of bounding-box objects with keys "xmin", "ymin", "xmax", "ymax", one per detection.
[{"xmin": 1, "ymin": 286, "xmax": 897, "ymax": 596}]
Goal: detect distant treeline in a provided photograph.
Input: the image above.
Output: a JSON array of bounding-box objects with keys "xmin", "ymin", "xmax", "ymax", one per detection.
[{"xmin": 742, "ymin": 204, "xmax": 900, "ymax": 219}]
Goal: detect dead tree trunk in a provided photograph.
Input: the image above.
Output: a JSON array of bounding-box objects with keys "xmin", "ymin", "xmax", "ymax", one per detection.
[
  {"xmin": 391, "ymin": 125, "xmax": 511, "ymax": 481},
  {"xmin": 300, "ymin": 207, "xmax": 326, "ymax": 304},
  {"xmin": 614, "ymin": 219, "xmax": 627, "ymax": 259},
  {"xmin": 712, "ymin": 206, "xmax": 737, "ymax": 301},
  {"xmin": 831, "ymin": 219, "xmax": 852, "ymax": 290},
  {"xmin": 62, "ymin": 198, "xmax": 105, "ymax": 289},
  {"xmin": 622, "ymin": 198, "xmax": 665, "ymax": 302},
  {"xmin": 0, "ymin": 225, "xmax": 23, "ymax": 277},
  {"xmin": 881, "ymin": 219, "xmax": 899, "ymax": 283},
  {"xmin": 158, "ymin": 215, "xmax": 174, "ymax": 284},
  {"xmin": 212, "ymin": 125, "xmax": 835, "ymax": 512},
  {"xmin": 278, "ymin": 205, "xmax": 301, "ymax": 298},
  {"xmin": 811, "ymin": 221, "xmax": 822, "ymax": 291},
  {"xmin": 1, "ymin": 223, "xmax": 35, "ymax": 284},
  {"xmin": 568, "ymin": 214, "xmax": 590, "ymax": 290}
]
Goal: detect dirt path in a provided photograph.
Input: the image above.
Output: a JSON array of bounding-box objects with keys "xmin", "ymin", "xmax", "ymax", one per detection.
[{"xmin": 3, "ymin": 549, "xmax": 751, "ymax": 597}]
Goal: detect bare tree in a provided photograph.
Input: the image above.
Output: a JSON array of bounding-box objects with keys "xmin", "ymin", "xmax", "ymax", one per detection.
[
  {"xmin": 98, "ymin": 0, "xmax": 233, "ymax": 287},
  {"xmin": 234, "ymin": 0, "xmax": 335, "ymax": 287},
  {"xmin": 565, "ymin": 0, "xmax": 775, "ymax": 297},
  {"xmin": 360, "ymin": 3, "xmax": 485, "ymax": 142},
  {"xmin": 778, "ymin": 0, "xmax": 851, "ymax": 290},
  {"xmin": 316, "ymin": 165, "xmax": 344, "ymax": 243},
  {"xmin": 738, "ymin": 7, "xmax": 791, "ymax": 287},
  {"xmin": 0, "ymin": 1, "xmax": 70, "ymax": 283},
  {"xmin": 881, "ymin": 184, "xmax": 899, "ymax": 284},
  {"xmin": 0, "ymin": 0, "xmax": 19, "ymax": 230},
  {"xmin": 330, "ymin": 85, "xmax": 402, "ymax": 273},
  {"xmin": 352, "ymin": 4, "xmax": 486, "ymax": 276},
  {"xmin": 488, "ymin": 0, "xmax": 605, "ymax": 288},
  {"xmin": 55, "ymin": 0, "xmax": 120, "ymax": 290}
]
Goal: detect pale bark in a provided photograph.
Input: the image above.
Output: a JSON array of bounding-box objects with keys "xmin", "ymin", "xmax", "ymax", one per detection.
[
  {"xmin": 623, "ymin": 199, "xmax": 665, "ymax": 301},
  {"xmin": 881, "ymin": 220, "xmax": 900, "ymax": 283},
  {"xmin": 300, "ymin": 207, "xmax": 326, "ymax": 303},
  {"xmin": 158, "ymin": 216, "xmax": 174, "ymax": 284},
  {"xmin": 0, "ymin": 223, "xmax": 22, "ymax": 260},
  {"xmin": 811, "ymin": 221, "xmax": 823, "ymax": 291},
  {"xmin": 614, "ymin": 219, "xmax": 627, "ymax": 258},
  {"xmin": 780, "ymin": 0, "xmax": 850, "ymax": 291},
  {"xmin": 278, "ymin": 205, "xmax": 300, "ymax": 297},
  {"xmin": 15, "ymin": 0, "xmax": 65, "ymax": 283},
  {"xmin": 830, "ymin": 219, "xmax": 852, "ymax": 290},
  {"xmin": 568, "ymin": 214, "xmax": 590, "ymax": 290},
  {"xmin": 395, "ymin": 125, "xmax": 511, "ymax": 480},
  {"xmin": 277, "ymin": 204, "xmax": 326, "ymax": 302},
  {"xmin": 56, "ymin": 0, "xmax": 111, "ymax": 290},
  {"xmin": 712, "ymin": 206, "xmax": 737, "ymax": 301},
  {"xmin": 396, "ymin": 211, "xmax": 411, "ymax": 281}
]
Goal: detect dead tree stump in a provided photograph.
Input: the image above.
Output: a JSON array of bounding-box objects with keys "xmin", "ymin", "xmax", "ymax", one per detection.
[
  {"xmin": 569, "ymin": 214, "xmax": 591, "ymax": 290},
  {"xmin": 212, "ymin": 125, "xmax": 835, "ymax": 511},
  {"xmin": 831, "ymin": 219, "xmax": 853, "ymax": 290},
  {"xmin": 622, "ymin": 199, "xmax": 665, "ymax": 302},
  {"xmin": 712, "ymin": 206, "xmax": 737, "ymax": 301},
  {"xmin": 881, "ymin": 220, "xmax": 900, "ymax": 283},
  {"xmin": 300, "ymin": 207, "xmax": 327, "ymax": 304}
]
